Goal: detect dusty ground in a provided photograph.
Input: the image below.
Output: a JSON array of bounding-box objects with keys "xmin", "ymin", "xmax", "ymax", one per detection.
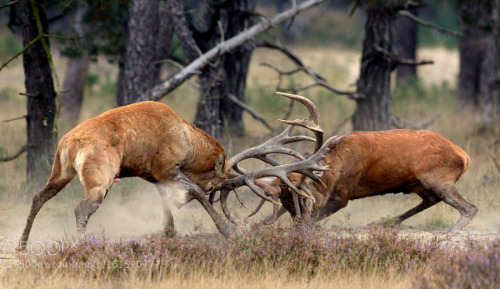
[{"xmin": 0, "ymin": 180, "xmax": 498, "ymax": 270}]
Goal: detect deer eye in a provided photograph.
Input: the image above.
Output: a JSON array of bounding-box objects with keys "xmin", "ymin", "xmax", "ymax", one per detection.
[{"xmin": 204, "ymin": 183, "xmax": 214, "ymax": 192}]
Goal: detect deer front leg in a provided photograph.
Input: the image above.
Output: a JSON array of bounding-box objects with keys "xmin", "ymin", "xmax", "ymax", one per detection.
[
  {"xmin": 172, "ymin": 169, "xmax": 235, "ymax": 238},
  {"xmin": 383, "ymin": 191, "xmax": 441, "ymax": 226},
  {"xmin": 311, "ymin": 198, "xmax": 347, "ymax": 223}
]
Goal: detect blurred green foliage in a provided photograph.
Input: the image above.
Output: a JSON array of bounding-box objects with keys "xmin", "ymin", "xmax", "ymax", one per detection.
[
  {"xmin": 0, "ymin": 88, "xmax": 16, "ymax": 101},
  {"xmin": 0, "ymin": 33, "xmax": 22, "ymax": 57},
  {"xmin": 392, "ymin": 79, "xmax": 456, "ymax": 106}
]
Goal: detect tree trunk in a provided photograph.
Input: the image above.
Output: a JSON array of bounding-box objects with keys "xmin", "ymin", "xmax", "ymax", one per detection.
[
  {"xmin": 220, "ymin": 0, "xmax": 255, "ymax": 136},
  {"xmin": 59, "ymin": 54, "xmax": 89, "ymax": 134},
  {"xmin": 352, "ymin": 8, "xmax": 395, "ymax": 131},
  {"xmin": 59, "ymin": 2, "xmax": 89, "ymax": 134},
  {"xmin": 117, "ymin": 0, "xmax": 161, "ymax": 106},
  {"xmin": 457, "ymin": 1, "xmax": 488, "ymax": 110},
  {"xmin": 195, "ymin": 70, "xmax": 227, "ymax": 139},
  {"xmin": 480, "ymin": 0, "xmax": 500, "ymax": 127},
  {"xmin": 395, "ymin": 7, "xmax": 418, "ymax": 86},
  {"xmin": 194, "ymin": 0, "xmax": 256, "ymax": 138},
  {"xmin": 21, "ymin": 0, "xmax": 57, "ymax": 185}
]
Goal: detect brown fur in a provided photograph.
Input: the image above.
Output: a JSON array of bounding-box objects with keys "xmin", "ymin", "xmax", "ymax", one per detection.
[
  {"xmin": 277, "ymin": 129, "xmax": 477, "ymax": 231},
  {"xmin": 18, "ymin": 101, "xmax": 228, "ymax": 249}
]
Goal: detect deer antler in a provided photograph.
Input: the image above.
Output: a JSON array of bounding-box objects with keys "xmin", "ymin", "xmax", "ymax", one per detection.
[
  {"xmin": 276, "ymin": 92, "xmax": 324, "ymax": 153},
  {"xmin": 220, "ymin": 92, "xmax": 328, "ymax": 223}
]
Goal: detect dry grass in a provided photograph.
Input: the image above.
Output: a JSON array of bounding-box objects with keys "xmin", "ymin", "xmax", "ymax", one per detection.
[
  {"xmin": 1, "ymin": 267, "xmax": 414, "ymax": 289},
  {"xmin": 1, "ymin": 45, "xmax": 499, "ymax": 288}
]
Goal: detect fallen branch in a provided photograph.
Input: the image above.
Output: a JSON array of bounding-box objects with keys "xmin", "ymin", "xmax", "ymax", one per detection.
[
  {"xmin": 257, "ymin": 42, "xmax": 363, "ymax": 100},
  {"xmin": 398, "ymin": 10, "xmax": 462, "ymax": 37},
  {"xmin": 227, "ymin": 93, "xmax": 274, "ymax": 133},
  {"xmin": 0, "ymin": 145, "xmax": 28, "ymax": 162},
  {"xmin": 134, "ymin": 0, "xmax": 329, "ymax": 103},
  {"xmin": 0, "ymin": 0, "xmax": 17, "ymax": 9},
  {"xmin": 257, "ymin": 41, "xmax": 325, "ymax": 81}
]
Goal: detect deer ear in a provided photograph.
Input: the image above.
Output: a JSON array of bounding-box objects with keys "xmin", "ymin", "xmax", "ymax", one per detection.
[{"xmin": 215, "ymin": 152, "xmax": 227, "ymax": 178}]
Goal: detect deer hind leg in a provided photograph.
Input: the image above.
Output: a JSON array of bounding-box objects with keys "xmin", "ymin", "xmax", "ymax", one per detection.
[
  {"xmin": 17, "ymin": 150, "xmax": 77, "ymax": 251},
  {"xmin": 73, "ymin": 149, "xmax": 119, "ymax": 240},
  {"xmin": 154, "ymin": 182, "xmax": 184, "ymax": 237},
  {"xmin": 18, "ymin": 175, "xmax": 75, "ymax": 250},
  {"xmin": 431, "ymin": 184, "xmax": 478, "ymax": 231}
]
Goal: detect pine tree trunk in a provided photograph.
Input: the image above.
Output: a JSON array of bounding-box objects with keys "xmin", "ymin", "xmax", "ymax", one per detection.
[
  {"xmin": 194, "ymin": 0, "xmax": 256, "ymax": 138},
  {"xmin": 59, "ymin": 53, "xmax": 89, "ymax": 134},
  {"xmin": 21, "ymin": 0, "xmax": 57, "ymax": 185},
  {"xmin": 117, "ymin": 0, "xmax": 161, "ymax": 106},
  {"xmin": 195, "ymin": 70, "xmax": 227, "ymax": 139},
  {"xmin": 395, "ymin": 8, "xmax": 418, "ymax": 86},
  {"xmin": 352, "ymin": 8, "xmax": 394, "ymax": 131},
  {"xmin": 480, "ymin": 0, "xmax": 500, "ymax": 127},
  {"xmin": 59, "ymin": 3, "xmax": 89, "ymax": 134},
  {"xmin": 457, "ymin": 1, "xmax": 488, "ymax": 110},
  {"xmin": 221, "ymin": 0, "xmax": 256, "ymax": 137}
]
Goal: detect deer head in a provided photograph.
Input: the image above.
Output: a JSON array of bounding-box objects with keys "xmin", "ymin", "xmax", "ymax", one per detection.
[{"xmin": 219, "ymin": 92, "xmax": 336, "ymax": 224}]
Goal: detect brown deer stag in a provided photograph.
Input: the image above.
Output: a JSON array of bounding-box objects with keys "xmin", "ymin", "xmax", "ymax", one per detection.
[
  {"xmin": 18, "ymin": 101, "xmax": 233, "ymax": 250},
  {"xmin": 264, "ymin": 129, "xmax": 478, "ymax": 232},
  {"xmin": 18, "ymin": 93, "xmax": 331, "ymax": 250}
]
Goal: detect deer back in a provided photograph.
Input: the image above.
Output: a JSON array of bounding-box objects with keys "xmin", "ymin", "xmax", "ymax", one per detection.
[
  {"xmin": 278, "ymin": 129, "xmax": 471, "ymax": 214},
  {"xmin": 56, "ymin": 101, "xmax": 227, "ymax": 186}
]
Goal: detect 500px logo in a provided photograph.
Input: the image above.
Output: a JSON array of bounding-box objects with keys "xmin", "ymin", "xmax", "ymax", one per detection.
[{"xmin": 18, "ymin": 241, "xmax": 78, "ymax": 256}]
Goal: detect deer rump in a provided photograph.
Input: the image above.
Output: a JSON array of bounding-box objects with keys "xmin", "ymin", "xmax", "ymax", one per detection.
[{"xmin": 271, "ymin": 129, "xmax": 478, "ymax": 231}]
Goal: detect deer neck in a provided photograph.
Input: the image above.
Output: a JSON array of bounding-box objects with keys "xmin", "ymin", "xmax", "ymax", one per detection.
[{"xmin": 184, "ymin": 125, "xmax": 225, "ymax": 176}]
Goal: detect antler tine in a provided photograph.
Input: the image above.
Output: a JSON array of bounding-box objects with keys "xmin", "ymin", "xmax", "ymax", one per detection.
[
  {"xmin": 232, "ymin": 163, "xmax": 247, "ymax": 175},
  {"xmin": 220, "ymin": 189, "xmax": 244, "ymax": 226},
  {"xmin": 276, "ymin": 92, "xmax": 324, "ymax": 153},
  {"xmin": 233, "ymin": 188, "xmax": 248, "ymax": 208},
  {"xmin": 220, "ymin": 93, "xmax": 330, "ymax": 225},
  {"xmin": 245, "ymin": 178, "xmax": 282, "ymax": 205},
  {"xmin": 227, "ymin": 125, "xmax": 313, "ymax": 170},
  {"xmin": 299, "ymin": 184, "xmax": 315, "ymax": 201},
  {"xmin": 245, "ymin": 199, "xmax": 266, "ymax": 220},
  {"xmin": 295, "ymin": 169, "xmax": 328, "ymax": 189}
]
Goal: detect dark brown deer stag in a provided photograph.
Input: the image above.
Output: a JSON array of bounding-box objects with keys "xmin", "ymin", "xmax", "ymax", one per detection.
[
  {"xmin": 263, "ymin": 129, "xmax": 478, "ymax": 232},
  {"xmin": 18, "ymin": 93, "xmax": 330, "ymax": 250}
]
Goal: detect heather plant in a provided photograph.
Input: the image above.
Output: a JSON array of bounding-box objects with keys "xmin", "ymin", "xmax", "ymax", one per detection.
[
  {"xmin": 415, "ymin": 239, "xmax": 500, "ymax": 289},
  {"xmin": 17, "ymin": 225, "xmax": 446, "ymax": 280}
]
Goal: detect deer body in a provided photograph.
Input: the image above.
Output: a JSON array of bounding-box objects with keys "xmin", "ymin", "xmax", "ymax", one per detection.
[
  {"xmin": 19, "ymin": 101, "xmax": 228, "ymax": 249},
  {"xmin": 277, "ymin": 129, "xmax": 478, "ymax": 231}
]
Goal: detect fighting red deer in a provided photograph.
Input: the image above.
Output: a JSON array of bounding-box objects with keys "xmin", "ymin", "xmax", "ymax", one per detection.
[
  {"xmin": 261, "ymin": 128, "xmax": 478, "ymax": 231},
  {"xmin": 17, "ymin": 101, "xmax": 233, "ymax": 250},
  {"xmin": 18, "ymin": 93, "xmax": 329, "ymax": 250}
]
